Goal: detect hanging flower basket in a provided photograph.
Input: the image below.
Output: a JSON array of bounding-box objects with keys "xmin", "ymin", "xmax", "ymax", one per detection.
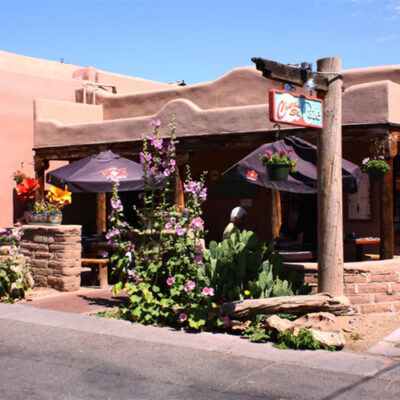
[
  {"xmin": 362, "ymin": 158, "xmax": 390, "ymax": 182},
  {"xmin": 266, "ymin": 163, "xmax": 291, "ymax": 181},
  {"xmin": 259, "ymin": 148, "xmax": 297, "ymax": 182}
]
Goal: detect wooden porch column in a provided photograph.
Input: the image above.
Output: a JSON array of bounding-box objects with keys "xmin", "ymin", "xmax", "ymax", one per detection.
[
  {"xmin": 96, "ymin": 192, "xmax": 106, "ymax": 236},
  {"xmin": 270, "ymin": 189, "xmax": 282, "ymax": 241},
  {"xmin": 380, "ymin": 158, "xmax": 394, "ymax": 259},
  {"xmin": 174, "ymin": 165, "xmax": 185, "ymax": 209},
  {"xmin": 316, "ymin": 57, "xmax": 344, "ymax": 296},
  {"xmin": 34, "ymin": 156, "xmax": 49, "ymax": 201}
]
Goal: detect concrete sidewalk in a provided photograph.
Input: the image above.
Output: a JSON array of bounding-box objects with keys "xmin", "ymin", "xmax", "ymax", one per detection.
[
  {"xmin": 1, "ymin": 301, "xmax": 400, "ymax": 380},
  {"xmin": 21, "ymin": 287, "xmax": 128, "ymax": 314}
]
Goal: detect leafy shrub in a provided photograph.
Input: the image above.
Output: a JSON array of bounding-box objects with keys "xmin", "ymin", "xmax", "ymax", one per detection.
[
  {"xmin": 362, "ymin": 158, "xmax": 390, "ymax": 174},
  {"xmin": 0, "ymin": 257, "xmax": 31, "ymax": 303}
]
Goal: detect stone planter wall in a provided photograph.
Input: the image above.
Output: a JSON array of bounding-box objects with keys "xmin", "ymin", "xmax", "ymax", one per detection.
[
  {"xmin": 284, "ymin": 258, "xmax": 400, "ymax": 314},
  {"xmin": 20, "ymin": 225, "xmax": 82, "ymax": 292}
]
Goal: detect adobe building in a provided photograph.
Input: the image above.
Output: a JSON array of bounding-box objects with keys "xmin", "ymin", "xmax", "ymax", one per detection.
[
  {"xmin": 0, "ymin": 50, "xmax": 170, "ymax": 228},
  {"xmin": 31, "ymin": 57, "xmax": 400, "ymax": 261}
]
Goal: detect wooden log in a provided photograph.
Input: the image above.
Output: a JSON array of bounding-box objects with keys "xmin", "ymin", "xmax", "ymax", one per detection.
[
  {"xmin": 221, "ymin": 293, "xmax": 352, "ymax": 319},
  {"xmin": 34, "ymin": 156, "xmax": 49, "ymax": 201},
  {"xmin": 316, "ymin": 57, "xmax": 344, "ymax": 296}
]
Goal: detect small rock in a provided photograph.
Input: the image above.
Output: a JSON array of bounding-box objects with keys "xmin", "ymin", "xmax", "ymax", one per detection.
[{"xmin": 266, "ymin": 315, "xmax": 295, "ymax": 333}]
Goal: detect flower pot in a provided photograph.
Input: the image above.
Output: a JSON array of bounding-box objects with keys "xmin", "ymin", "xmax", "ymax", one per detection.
[
  {"xmin": 368, "ymin": 171, "xmax": 386, "ymax": 182},
  {"xmin": 46, "ymin": 213, "xmax": 63, "ymax": 224},
  {"xmin": 26, "ymin": 212, "xmax": 48, "ymax": 224},
  {"xmin": 267, "ymin": 164, "xmax": 291, "ymax": 181}
]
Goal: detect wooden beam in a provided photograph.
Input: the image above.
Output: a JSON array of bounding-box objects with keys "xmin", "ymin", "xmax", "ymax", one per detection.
[
  {"xmin": 251, "ymin": 57, "xmax": 329, "ymax": 91},
  {"xmin": 174, "ymin": 165, "xmax": 185, "ymax": 210},
  {"xmin": 316, "ymin": 57, "xmax": 344, "ymax": 296},
  {"xmin": 380, "ymin": 158, "xmax": 394, "ymax": 259}
]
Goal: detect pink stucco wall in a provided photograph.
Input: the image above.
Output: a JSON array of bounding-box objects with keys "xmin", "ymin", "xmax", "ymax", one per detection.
[{"xmin": 0, "ymin": 68, "xmax": 82, "ymax": 226}]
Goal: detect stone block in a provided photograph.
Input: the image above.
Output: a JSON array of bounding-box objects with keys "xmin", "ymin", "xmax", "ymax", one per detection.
[
  {"xmin": 393, "ymin": 302, "xmax": 400, "ymax": 312},
  {"xmin": 27, "ymin": 243, "xmax": 49, "ymax": 251},
  {"xmin": 359, "ymin": 303, "xmax": 393, "ymax": 313},
  {"xmin": 344, "ymin": 274, "xmax": 368, "ymax": 284},
  {"xmin": 374, "ymin": 293, "xmax": 400, "ymax": 302},
  {"xmin": 33, "ymin": 275, "xmax": 48, "ymax": 287},
  {"xmin": 20, "ymin": 249, "xmax": 31, "ymax": 257},
  {"xmin": 49, "ymin": 244, "xmax": 81, "ymax": 251},
  {"xmin": 54, "ymin": 251, "xmax": 81, "ymax": 260},
  {"xmin": 48, "ymin": 260, "xmax": 81, "ymax": 269},
  {"xmin": 391, "ymin": 283, "xmax": 400, "ymax": 293},
  {"xmin": 33, "ymin": 234, "xmax": 55, "ymax": 244},
  {"xmin": 30, "ymin": 267, "xmax": 48, "ymax": 276},
  {"xmin": 344, "ymin": 284, "xmax": 357, "ymax": 295},
  {"xmin": 29, "ymin": 259, "xmax": 48, "ymax": 268},
  {"xmin": 61, "ymin": 283, "xmax": 81, "ymax": 292},
  {"xmin": 35, "ymin": 251, "xmax": 53, "ymax": 259},
  {"xmin": 53, "ymin": 266, "xmax": 81, "ymax": 277},
  {"xmin": 371, "ymin": 273, "xmax": 399, "ymax": 283},
  {"xmin": 54, "ymin": 235, "xmax": 81, "ymax": 243},
  {"xmin": 358, "ymin": 283, "xmax": 388, "ymax": 294},
  {"xmin": 349, "ymin": 294, "xmax": 373, "ymax": 304}
]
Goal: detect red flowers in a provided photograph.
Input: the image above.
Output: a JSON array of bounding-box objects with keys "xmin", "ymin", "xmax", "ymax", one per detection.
[{"xmin": 16, "ymin": 177, "xmax": 39, "ymax": 201}]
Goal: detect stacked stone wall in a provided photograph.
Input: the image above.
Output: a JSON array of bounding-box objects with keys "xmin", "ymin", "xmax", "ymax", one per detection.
[
  {"xmin": 285, "ymin": 259, "xmax": 400, "ymax": 314},
  {"xmin": 20, "ymin": 225, "xmax": 81, "ymax": 292}
]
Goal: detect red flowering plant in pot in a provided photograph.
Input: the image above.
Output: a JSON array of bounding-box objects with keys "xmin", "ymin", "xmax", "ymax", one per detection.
[
  {"xmin": 259, "ymin": 149, "xmax": 297, "ymax": 181},
  {"xmin": 13, "ymin": 172, "xmax": 40, "ymax": 222}
]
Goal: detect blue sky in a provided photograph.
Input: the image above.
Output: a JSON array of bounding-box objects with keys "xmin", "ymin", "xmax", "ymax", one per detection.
[{"xmin": 1, "ymin": 0, "xmax": 400, "ymax": 83}]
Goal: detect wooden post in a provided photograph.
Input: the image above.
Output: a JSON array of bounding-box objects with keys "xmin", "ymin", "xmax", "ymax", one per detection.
[
  {"xmin": 380, "ymin": 158, "xmax": 394, "ymax": 259},
  {"xmin": 316, "ymin": 57, "xmax": 344, "ymax": 296},
  {"xmin": 96, "ymin": 192, "xmax": 106, "ymax": 236},
  {"xmin": 174, "ymin": 165, "xmax": 185, "ymax": 209},
  {"xmin": 34, "ymin": 156, "xmax": 49, "ymax": 201},
  {"xmin": 270, "ymin": 189, "xmax": 282, "ymax": 241}
]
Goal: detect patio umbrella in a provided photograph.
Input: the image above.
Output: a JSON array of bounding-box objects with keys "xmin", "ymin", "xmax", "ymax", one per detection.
[
  {"xmin": 224, "ymin": 136, "xmax": 362, "ymax": 193},
  {"xmin": 46, "ymin": 150, "xmax": 144, "ymax": 235},
  {"xmin": 46, "ymin": 150, "xmax": 144, "ymax": 192}
]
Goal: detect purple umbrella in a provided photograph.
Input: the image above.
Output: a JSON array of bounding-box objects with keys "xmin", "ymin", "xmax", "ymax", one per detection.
[
  {"xmin": 46, "ymin": 150, "xmax": 144, "ymax": 192},
  {"xmin": 224, "ymin": 136, "xmax": 362, "ymax": 194}
]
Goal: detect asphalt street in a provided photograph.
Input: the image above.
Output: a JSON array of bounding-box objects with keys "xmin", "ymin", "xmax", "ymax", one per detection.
[{"xmin": 1, "ymin": 305, "xmax": 400, "ymax": 399}]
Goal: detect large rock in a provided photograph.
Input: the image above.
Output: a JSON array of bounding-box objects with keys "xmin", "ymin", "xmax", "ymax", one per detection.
[{"xmin": 266, "ymin": 312, "xmax": 346, "ymax": 348}]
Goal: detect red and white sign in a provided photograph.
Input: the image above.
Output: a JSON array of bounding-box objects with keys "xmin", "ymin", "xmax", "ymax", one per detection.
[{"xmin": 269, "ymin": 89, "xmax": 323, "ymax": 129}]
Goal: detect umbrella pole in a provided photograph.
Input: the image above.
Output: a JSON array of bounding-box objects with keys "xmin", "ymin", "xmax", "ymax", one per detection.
[{"xmin": 96, "ymin": 192, "xmax": 106, "ymax": 236}]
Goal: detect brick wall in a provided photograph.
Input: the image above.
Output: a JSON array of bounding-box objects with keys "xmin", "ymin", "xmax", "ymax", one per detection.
[
  {"xmin": 20, "ymin": 225, "xmax": 82, "ymax": 292},
  {"xmin": 285, "ymin": 259, "xmax": 400, "ymax": 314}
]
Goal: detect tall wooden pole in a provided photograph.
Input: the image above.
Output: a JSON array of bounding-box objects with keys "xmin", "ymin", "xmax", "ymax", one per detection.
[
  {"xmin": 317, "ymin": 57, "xmax": 344, "ymax": 296},
  {"xmin": 96, "ymin": 192, "xmax": 106, "ymax": 236},
  {"xmin": 270, "ymin": 189, "xmax": 282, "ymax": 241},
  {"xmin": 380, "ymin": 158, "xmax": 394, "ymax": 259}
]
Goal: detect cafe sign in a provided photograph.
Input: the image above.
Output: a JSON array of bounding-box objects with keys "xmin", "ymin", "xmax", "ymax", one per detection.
[{"xmin": 269, "ymin": 89, "xmax": 323, "ymax": 129}]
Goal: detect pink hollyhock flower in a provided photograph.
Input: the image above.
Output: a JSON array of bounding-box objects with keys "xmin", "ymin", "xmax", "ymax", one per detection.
[
  {"xmin": 202, "ymin": 287, "xmax": 215, "ymax": 296},
  {"xmin": 150, "ymin": 120, "xmax": 161, "ymax": 127},
  {"xmin": 195, "ymin": 254, "xmax": 203, "ymax": 265},
  {"xmin": 179, "ymin": 313, "xmax": 188, "ymax": 323},
  {"xmin": 221, "ymin": 316, "xmax": 230, "ymax": 326},
  {"xmin": 153, "ymin": 139, "xmax": 163, "ymax": 149},
  {"xmin": 163, "ymin": 169, "xmax": 170, "ymax": 177},
  {"xmin": 166, "ymin": 277, "xmax": 176, "ymax": 286},
  {"xmin": 170, "ymin": 159, "xmax": 176, "ymax": 166},
  {"xmin": 184, "ymin": 280, "xmax": 196, "ymax": 293},
  {"xmin": 190, "ymin": 217, "xmax": 204, "ymax": 230},
  {"xmin": 265, "ymin": 150, "xmax": 273, "ymax": 155},
  {"xmin": 102, "ymin": 251, "xmax": 108, "ymax": 258}
]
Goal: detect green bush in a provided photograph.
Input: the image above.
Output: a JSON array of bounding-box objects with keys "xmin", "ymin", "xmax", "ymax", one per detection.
[{"xmin": 0, "ymin": 257, "xmax": 31, "ymax": 303}]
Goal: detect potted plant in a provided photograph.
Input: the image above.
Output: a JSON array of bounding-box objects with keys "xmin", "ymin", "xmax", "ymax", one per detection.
[
  {"xmin": 45, "ymin": 185, "xmax": 72, "ymax": 224},
  {"xmin": 362, "ymin": 157, "xmax": 390, "ymax": 182},
  {"xmin": 26, "ymin": 201, "xmax": 48, "ymax": 224},
  {"xmin": 259, "ymin": 148, "xmax": 298, "ymax": 181}
]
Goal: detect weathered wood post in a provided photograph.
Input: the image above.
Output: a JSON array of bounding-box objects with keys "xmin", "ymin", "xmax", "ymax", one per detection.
[
  {"xmin": 380, "ymin": 157, "xmax": 394, "ymax": 259},
  {"xmin": 96, "ymin": 192, "xmax": 106, "ymax": 235},
  {"xmin": 316, "ymin": 57, "xmax": 344, "ymax": 296},
  {"xmin": 270, "ymin": 189, "xmax": 282, "ymax": 241}
]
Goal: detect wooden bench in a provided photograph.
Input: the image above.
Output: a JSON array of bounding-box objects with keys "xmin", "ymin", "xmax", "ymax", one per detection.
[{"xmin": 81, "ymin": 258, "xmax": 109, "ymax": 288}]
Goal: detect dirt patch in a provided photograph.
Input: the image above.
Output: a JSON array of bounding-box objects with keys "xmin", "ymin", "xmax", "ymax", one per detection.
[{"xmin": 344, "ymin": 312, "xmax": 400, "ymax": 353}]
